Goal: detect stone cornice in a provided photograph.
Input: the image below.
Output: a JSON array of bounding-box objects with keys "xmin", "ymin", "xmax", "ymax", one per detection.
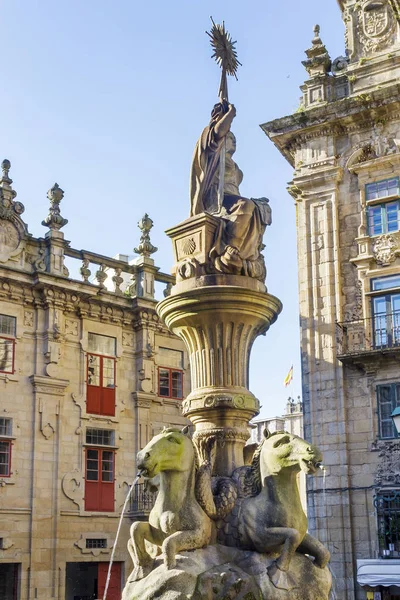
[
  {"xmin": 261, "ymin": 84, "xmax": 400, "ymax": 166},
  {"xmin": 0, "ymin": 270, "xmax": 167, "ymax": 331}
]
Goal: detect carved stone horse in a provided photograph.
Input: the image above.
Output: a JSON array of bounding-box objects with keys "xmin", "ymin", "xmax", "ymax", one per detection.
[
  {"xmin": 197, "ymin": 429, "xmax": 330, "ymax": 591},
  {"xmin": 127, "ymin": 427, "xmax": 211, "ymax": 582}
]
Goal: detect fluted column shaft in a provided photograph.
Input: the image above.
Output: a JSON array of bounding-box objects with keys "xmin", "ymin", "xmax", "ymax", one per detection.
[{"xmin": 158, "ymin": 286, "xmax": 282, "ymax": 475}]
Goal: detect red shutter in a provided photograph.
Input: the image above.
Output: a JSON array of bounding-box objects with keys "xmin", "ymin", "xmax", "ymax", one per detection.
[
  {"xmin": 98, "ymin": 562, "xmax": 121, "ymax": 600},
  {"xmin": 102, "ymin": 387, "xmax": 115, "ymax": 416},
  {"xmin": 87, "ymin": 354, "xmax": 116, "ymax": 416},
  {"xmin": 87, "ymin": 354, "xmax": 101, "ymax": 414},
  {"xmin": 85, "ymin": 449, "xmax": 114, "ymax": 512},
  {"xmin": 85, "ymin": 448, "xmax": 100, "ymax": 511},
  {"xmin": 100, "ymin": 450, "xmax": 114, "ymax": 511}
]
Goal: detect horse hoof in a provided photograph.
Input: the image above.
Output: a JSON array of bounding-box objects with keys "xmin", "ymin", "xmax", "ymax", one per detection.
[
  {"xmin": 128, "ymin": 563, "xmax": 153, "ymax": 582},
  {"xmin": 267, "ymin": 563, "xmax": 298, "ymax": 591}
]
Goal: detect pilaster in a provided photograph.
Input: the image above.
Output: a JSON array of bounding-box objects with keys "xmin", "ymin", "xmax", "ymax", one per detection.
[{"xmin": 28, "ymin": 375, "xmax": 69, "ymax": 600}]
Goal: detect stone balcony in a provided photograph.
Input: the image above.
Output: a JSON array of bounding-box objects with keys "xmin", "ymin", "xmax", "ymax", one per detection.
[
  {"xmin": 336, "ymin": 313, "xmax": 400, "ymax": 362},
  {"xmin": 128, "ymin": 482, "xmax": 157, "ymax": 520}
]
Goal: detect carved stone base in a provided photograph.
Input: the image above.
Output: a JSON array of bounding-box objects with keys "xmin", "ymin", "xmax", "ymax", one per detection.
[{"xmin": 121, "ymin": 544, "xmax": 332, "ymax": 600}]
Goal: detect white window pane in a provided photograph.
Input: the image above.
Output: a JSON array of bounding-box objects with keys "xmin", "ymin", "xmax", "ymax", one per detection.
[
  {"xmin": 0, "ymin": 315, "xmax": 16, "ymax": 337},
  {"xmin": 158, "ymin": 347, "xmax": 183, "ymax": 369},
  {"xmin": 88, "ymin": 333, "xmax": 116, "ymax": 356},
  {"xmin": 372, "ymin": 276, "xmax": 400, "ymax": 291}
]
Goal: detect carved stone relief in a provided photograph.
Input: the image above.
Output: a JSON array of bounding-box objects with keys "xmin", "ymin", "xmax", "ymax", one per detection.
[
  {"xmin": 373, "ymin": 234, "xmax": 399, "ymax": 265},
  {"xmin": 62, "ymin": 470, "xmax": 82, "ymax": 508},
  {"xmin": 24, "ymin": 310, "xmax": 34, "ymax": 328},
  {"xmin": 357, "ymin": 0, "xmax": 396, "ymax": 54}
]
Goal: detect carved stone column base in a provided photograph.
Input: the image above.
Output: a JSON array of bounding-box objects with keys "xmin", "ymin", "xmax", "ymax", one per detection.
[{"xmin": 122, "ymin": 545, "xmax": 332, "ymax": 600}]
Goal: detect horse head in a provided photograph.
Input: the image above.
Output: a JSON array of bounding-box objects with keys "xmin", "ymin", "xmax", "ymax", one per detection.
[
  {"xmin": 137, "ymin": 426, "xmax": 194, "ymax": 479},
  {"xmin": 251, "ymin": 429, "xmax": 323, "ymax": 487}
]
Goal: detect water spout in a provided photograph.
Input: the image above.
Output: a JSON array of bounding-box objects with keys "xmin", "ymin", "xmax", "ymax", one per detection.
[{"xmin": 102, "ymin": 472, "xmax": 143, "ymax": 600}]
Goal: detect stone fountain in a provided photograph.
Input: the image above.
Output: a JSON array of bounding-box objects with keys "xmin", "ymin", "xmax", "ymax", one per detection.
[{"xmin": 121, "ymin": 20, "xmax": 332, "ymax": 600}]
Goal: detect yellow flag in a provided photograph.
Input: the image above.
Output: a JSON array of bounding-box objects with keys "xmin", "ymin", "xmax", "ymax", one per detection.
[{"xmin": 283, "ymin": 365, "xmax": 293, "ymax": 387}]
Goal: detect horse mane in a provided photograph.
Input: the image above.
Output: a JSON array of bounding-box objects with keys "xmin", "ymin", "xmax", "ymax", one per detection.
[
  {"xmin": 248, "ymin": 430, "xmax": 288, "ymax": 495},
  {"xmin": 162, "ymin": 427, "xmax": 199, "ymax": 470}
]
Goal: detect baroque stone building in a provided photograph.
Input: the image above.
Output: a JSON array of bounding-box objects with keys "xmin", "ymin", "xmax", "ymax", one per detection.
[
  {"xmin": 0, "ymin": 162, "xmax": 189, "ymax": 600},
  {"xmin": 263, "ymin": 1, "xmax": 400, "ymax": 599}
]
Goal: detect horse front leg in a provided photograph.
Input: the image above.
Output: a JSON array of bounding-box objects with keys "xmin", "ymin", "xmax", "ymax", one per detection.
[
  {"xmin": 265, "ymin": 527, "xmax": 301, "ymax": 591},
  {"xmin": 161, "ymin": 528, "xmax": 208, "ymax": 570},
  {"xmin": 297, "ymin": 532, "xmax": 330, "ymax": 568},
  {"xmin": 128, "ymin": 521, "xmax": 160, "ymax": 582}
]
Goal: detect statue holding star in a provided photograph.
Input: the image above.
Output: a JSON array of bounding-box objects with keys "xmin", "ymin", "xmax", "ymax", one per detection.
[{"xmin": 189, "ymin": 19, "xmax": 271, "ymax": 282}]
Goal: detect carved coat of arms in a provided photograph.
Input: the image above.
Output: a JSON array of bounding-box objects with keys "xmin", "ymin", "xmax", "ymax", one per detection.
[
  {"xmin": 363, "ymin": 2, "xmax": 390, "ymax": 37},
  {"xmin": 358, "ymin": 1, "xmax": 395, "ymax": 53}
]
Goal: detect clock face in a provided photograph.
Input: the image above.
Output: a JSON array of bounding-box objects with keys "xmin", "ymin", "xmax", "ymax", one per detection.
[{"xmin": 0, "ymin": 220, "xmax": 20, "ymax": 252}]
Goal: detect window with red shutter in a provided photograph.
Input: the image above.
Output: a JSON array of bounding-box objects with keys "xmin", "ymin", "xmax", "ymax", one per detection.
[
  {"xmin": 84, "ymin": 428, "xmax": 115, "ymax": 512},
  {"xmin": 0, "ymin": 418, "xmax": 13, "ymax": 477},
  {"xmin": 86, "ymin": 333, "xmax": 116, "ymax": 416}
]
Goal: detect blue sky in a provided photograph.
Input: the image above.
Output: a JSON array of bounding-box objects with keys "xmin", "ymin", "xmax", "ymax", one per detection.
[{"xmin": 2, "ymin": 1, "xmax": 345, "ymax": 418}]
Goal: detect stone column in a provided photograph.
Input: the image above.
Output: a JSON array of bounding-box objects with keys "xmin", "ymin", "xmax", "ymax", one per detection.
[{"xmin": 157, "ymin": 214, "xmax": 282, "ymax": 476}]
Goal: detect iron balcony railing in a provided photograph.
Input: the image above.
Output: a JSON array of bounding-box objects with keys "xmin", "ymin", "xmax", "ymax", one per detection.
[
  {"xmin": 375, "ymin": 490, "xmax": 400, "ymax": 558},
  {"xmin": 129, "ymin": 482, "xmax": 157, "ymax": 515},
  {"xmin": 336, "ymin": 312, "xmax": 400, "ymax": 357}
]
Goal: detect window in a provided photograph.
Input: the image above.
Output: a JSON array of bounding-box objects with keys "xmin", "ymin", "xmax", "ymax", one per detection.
[
  {"xmin": 85, "ymin": 428, "xmax": 115, "ymax": 511},
  {"xmin": 377, "ymin": 384, "xmax": 400, "ymax": 439},
  {"xmin": 158, "ymin": 369, "xmax": 183, "ymax": 399},
  {"xmin": 366, "ymin": 178, "xmax": 400, "ymax": 236},
  {"xmin": 86, "ymin": 333, "xmax": 116, "ymax": 416},
  {"xmin": 158, "ymin": 348, "xmax": 183, "ymax": 399},
  {"xmin": 375, "ymin": 490, "xmax": 400, "ymax": 557},
  {"xmin": 0, "ymin": 315, "xmax": 16, "ymax": 374},
  {"xmin": 0, "ymin": 418, "xmax": 12, "ymax": 478},
  {"xmin": 372, "ymin": 276, "xmax": 400, "ymax": 348},
  {"xmin": 85, "ymin": 538, "xmax": 107, "ymax": 549},
  {"xmin": 86, "ymin": 428, "xmax": 114, "ymax": 446},
  {"xmin": 366, "ymin": 177, "xmax": 400, "ymax": 201}
]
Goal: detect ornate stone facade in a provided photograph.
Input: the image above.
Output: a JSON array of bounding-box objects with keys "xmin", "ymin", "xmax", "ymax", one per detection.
[
  {"xmin": 263, "ymin": 3, "xmax": 400, "ymax": 599},
  {"xmin": 0, "ymin": 165, "xmax": 189, "ymax": 599}
]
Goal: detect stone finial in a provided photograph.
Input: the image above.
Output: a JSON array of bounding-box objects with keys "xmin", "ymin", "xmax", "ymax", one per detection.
[
  {"xmin": 134, "ymin": 213, "xmax": 158, "ymax": 257},
  {"xmin": 1, "ymin": 159, "xmax": 12, "ymax": 185},
  {"xmin": 42, "ymin": 183, "xmax": 68, "ymax": 231},
  {"xmin": 0, "ymin": 159, "xmax": 25, "ymax": 218},
  {"xmin": 302, "ymin": 24, "xmax": 331, "ymax": 77}
]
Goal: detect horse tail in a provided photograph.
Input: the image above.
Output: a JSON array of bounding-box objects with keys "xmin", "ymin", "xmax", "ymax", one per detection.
[
  {"xmin": 211, "ymin": 476, "xmax": 238, "ymax": 519},
  {"xmin": 194, "ymin": 435, "xmax": 238, "ymax": 520}
]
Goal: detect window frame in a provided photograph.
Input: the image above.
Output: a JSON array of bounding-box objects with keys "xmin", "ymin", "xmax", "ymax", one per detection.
[
  {"xmin": 0, "ymin": 315, "xmax": 16, "ymax": 375},
  {"xmin": 84, "ymin": 446, "xmax": 115, "ymax": 512},
  {"xmin": 86, "ymin": 352, "xmax": 116, "ymax": 416},
  {"xmin": 374, "ymin": 489, "xmax": 400, "ymax": 557},
  {"xmin": 158, "ymin": 367, "xmax": 183, "ymax": 400},
  {"xmin": 371, "ymin": 277, "xmax": 400, "ymax": 349},
  {"xmin": 377, "ymin": 383, "xmax": 400, "ymax": 440},
  {"xmin": 0, "ymin": 417, "xmax": 13, "ymax": 478},
  {"xmin": 0, "ymin": 439, "xmax": 12, "ymax": 478},
  {"xmin": 366, "ymin": 177, "xmax": 400, "ymax": 237}
]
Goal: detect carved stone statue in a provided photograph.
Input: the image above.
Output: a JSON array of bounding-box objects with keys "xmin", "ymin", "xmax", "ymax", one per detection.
[
  {"xmin": 122, "ymin": 20, "xmax": 331, "ymax": 600},
  {"xmin": 195, "ymin": 430, "xmax": 330, "ymax": 591},
  {"xmin": 190, "ymin": 100, "xmax": 271, "ymax": 280},
  {"xmin": 126, "ymin": 427, "xmax": 211, "ymax": 583}
]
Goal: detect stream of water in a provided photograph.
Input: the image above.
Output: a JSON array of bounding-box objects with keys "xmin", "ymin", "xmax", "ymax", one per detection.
[{"xmin": 102, "ymin": 472, "xmax": 142, "ymax": 600}]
